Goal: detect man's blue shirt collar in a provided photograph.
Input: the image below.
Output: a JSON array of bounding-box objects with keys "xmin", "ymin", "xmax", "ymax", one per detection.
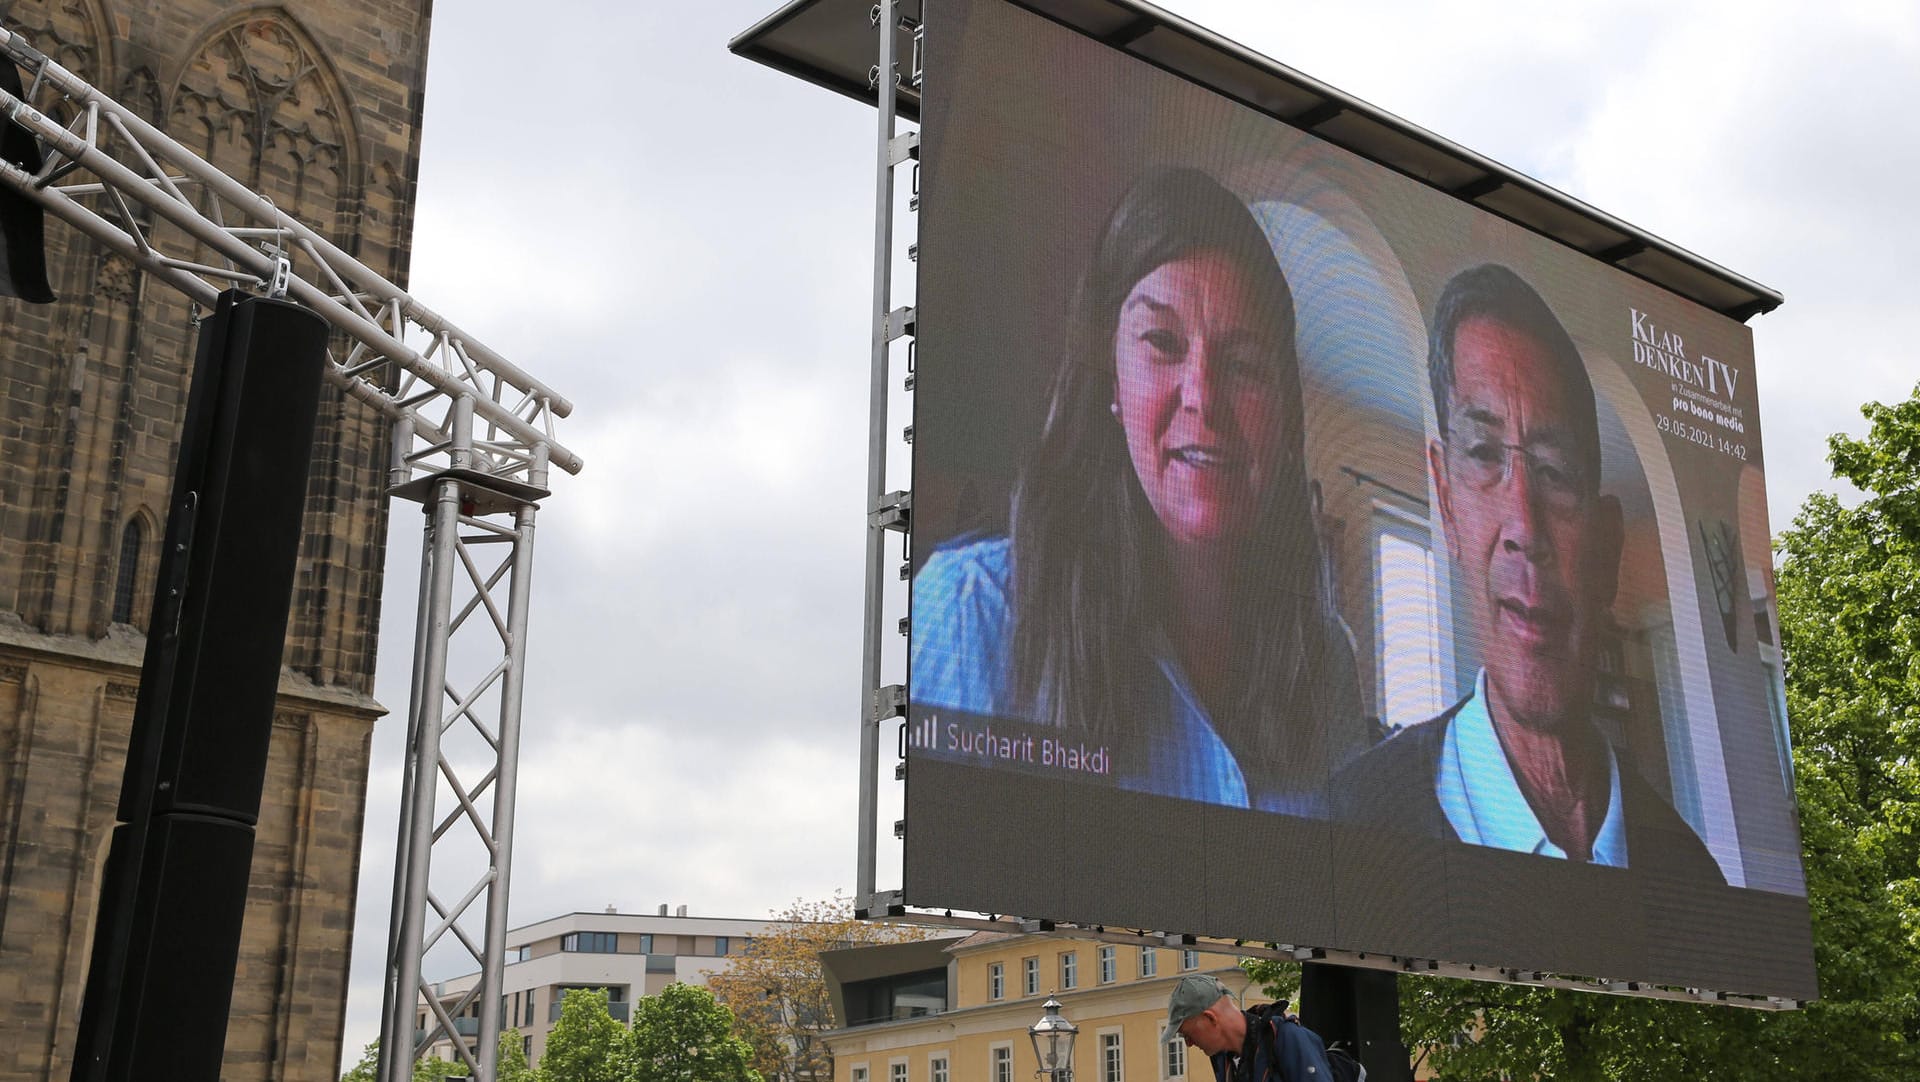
[{"xmin": 1436, "ymin": 669, "xmax": 1626, "ymax": 866}]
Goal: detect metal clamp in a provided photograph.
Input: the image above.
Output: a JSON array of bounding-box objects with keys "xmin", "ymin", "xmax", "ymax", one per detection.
[
  {"xmin": 888, "ymin": 130, "xmax": 920, "ymax": 166},
  {"xmin": 885, "ymin": 305, "xmax": 916, "ymax": 341},
  {"xmin": 266, "ymin": 254, "xmax": 292, "ymax": 299},
  {"xmin": 870, "ymin": 683, "xmax": 907, "ymax": 721},
  {"xmin": 870, "ymin": 490, "xmax": 911, "ymax": 532}
]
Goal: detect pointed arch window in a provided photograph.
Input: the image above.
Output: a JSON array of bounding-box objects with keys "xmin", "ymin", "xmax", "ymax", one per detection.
[{"xmin": 112, "ymin": 517, "xmax": 144, "ymax": 624}]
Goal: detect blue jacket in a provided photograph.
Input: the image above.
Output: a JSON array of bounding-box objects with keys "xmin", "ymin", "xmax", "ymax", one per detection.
[{"xmin": 1209, "ymin": 1007, "xmax": 1337, "ymax": 1082}]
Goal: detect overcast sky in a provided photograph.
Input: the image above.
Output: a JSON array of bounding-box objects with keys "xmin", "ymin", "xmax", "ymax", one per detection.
[{"xmin": 339, "ymin": 0, "xmax": 1920, "ymax": 1065}]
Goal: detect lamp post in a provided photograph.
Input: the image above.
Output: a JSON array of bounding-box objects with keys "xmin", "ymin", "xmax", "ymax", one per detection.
[{"xmin": 1029, "ymin": 995, "xmax": 1079, "ymax": 1082}]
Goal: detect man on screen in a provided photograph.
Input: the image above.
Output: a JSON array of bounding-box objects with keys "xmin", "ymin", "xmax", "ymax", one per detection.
[{"xmin": 1334, "ymin": 263, "xmax": 1719, "ymax": 879}]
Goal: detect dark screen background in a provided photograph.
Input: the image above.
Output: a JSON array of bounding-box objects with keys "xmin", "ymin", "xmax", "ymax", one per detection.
[{"xmin": 904, "ymin": 0, "xmax": 1814, "ymax": 1000}]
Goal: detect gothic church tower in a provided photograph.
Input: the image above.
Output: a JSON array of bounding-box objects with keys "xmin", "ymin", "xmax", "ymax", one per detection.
[{"xmin": 0, "ymin": 2, "xmax": 432, "ymax": 1077}]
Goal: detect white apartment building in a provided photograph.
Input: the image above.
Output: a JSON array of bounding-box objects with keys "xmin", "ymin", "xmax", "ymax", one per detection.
[{"xmin": 419, "ymin": 906, "xmax": 779, "ymax": 1066}]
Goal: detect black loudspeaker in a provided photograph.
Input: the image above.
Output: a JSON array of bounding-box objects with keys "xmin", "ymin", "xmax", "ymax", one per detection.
[
  {"xmin": 70, "ymin": 291, "xmax": 329, "ymax": 1082},
  {"xmin": 83, "ymin": 816, "xmax": 257, "ymax": 1080},
  {"xmin": 1299, "ymin": 962, "xmax": 1414, "ymax": 1082},
  {"xmin": 0, "ymin": 56, "xmax": 55, "ymax": 303},
  {"xmin": 142, "ymin": 293, "xmax": 331, "ymax": 819}
]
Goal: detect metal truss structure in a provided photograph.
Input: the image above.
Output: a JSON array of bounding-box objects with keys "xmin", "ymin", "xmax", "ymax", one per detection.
[{"xmin": 0, "ymin": 26, "xmax": 579, "ymax": 1081}]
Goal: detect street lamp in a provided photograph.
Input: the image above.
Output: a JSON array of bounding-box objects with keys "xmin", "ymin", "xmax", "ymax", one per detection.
[{"xmin": 1029, "ymin": 995, "xmax": 1078, "ymax": 1082}]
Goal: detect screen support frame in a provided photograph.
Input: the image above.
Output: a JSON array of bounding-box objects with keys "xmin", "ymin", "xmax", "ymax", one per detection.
[{"xmin": 856, "ymin": 0, "xmax": 916, "ymax": 920}]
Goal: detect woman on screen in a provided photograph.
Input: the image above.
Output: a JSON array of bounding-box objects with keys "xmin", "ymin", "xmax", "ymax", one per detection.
[{"xmin": 913, "ymin": 167, "xmax": 1366, "ymax": 812}]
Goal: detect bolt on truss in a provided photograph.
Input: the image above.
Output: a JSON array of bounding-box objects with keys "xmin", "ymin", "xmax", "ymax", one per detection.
[{"xmin": 0, "ymin": 25, "xmax": 577, "ymax": 1082}]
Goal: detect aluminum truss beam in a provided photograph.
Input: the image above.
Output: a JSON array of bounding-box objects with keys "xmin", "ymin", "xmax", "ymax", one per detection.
[
  {"xmin": 0, "ymin": 25, "xmax": 575, "ymax": 1082},
  {"xmin": 0, "ymin": 27, "xmax": 581, "ymax": 488},
  {"xmin": 378, "ymin": 476, "xmax": 539, "ymax": 1082}
]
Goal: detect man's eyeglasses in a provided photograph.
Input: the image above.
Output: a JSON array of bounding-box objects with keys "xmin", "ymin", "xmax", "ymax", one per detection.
[{"xmin": 1447, "ymin": 431, "xmax": 1591, "ymax": 513}]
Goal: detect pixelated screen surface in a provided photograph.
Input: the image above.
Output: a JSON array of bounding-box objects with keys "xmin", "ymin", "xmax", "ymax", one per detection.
[{"xmin": 903, "ymin": 0, "xmax": 1813, "ymax": 999}]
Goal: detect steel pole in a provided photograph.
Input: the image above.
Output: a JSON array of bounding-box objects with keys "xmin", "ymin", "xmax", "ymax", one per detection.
[
  {"xmin": 475, "ymin": 501, "xmax": 538, "ymax": 1082},
  {"xmin": 374, "ymin": 493, "xmax": 439, "ymax": 1079},
  {"xmin": 379, "ymin": 476, "xmax": 462, "ymax": 1082},
  {"xmin": 856, "ymin": 0, "xmax": 899, "ymax": 914}
]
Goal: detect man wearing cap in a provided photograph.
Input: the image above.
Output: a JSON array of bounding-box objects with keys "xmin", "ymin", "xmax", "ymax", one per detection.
[{"xmin": 1162, "ymin": 974, "xmax": 1339, "ymax": 1082}]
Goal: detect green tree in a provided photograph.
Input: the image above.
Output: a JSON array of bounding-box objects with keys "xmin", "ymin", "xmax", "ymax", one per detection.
[
  {"xmin": 1766, "ymin": 390, "xmax": 1920, "ymax": 1073},
  {"xmin": 342, "ymin": 1037, "xmax": 519, "ymax": 1082},
  {"xmin": 1387, "ymin": 387, "xmax": 1920, "ymax": 1079},
  {"xmin": 1239, "ymin": 958, "xmax": 1300, "ymax": 1007},
  {"xmin": 537, "ymin": 988, "xmax": 628, "ymax": 1082},
  {"xmin": 497, "ymin": 1027, "xmax": 536, "ymax": 1082},
  {"xmin": 411, "ymin": 1057, "xmax": 470, "ymax": 1082},
  {"xmin": 342, "ymin": 1041, "xmax": 380, "ymax": 1082},
  {"xmin": 622, "ymin": 982, "xmax": 762, "ymax": 1082},
  {"xmin": 707, "ymin": 894, "xmax": 929, "ymax": 1082}
]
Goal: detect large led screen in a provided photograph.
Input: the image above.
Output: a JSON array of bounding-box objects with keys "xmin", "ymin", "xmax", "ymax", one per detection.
[{"xmin": 902, "ymin": 0, "xmax": 1814, "ymax": 1000}]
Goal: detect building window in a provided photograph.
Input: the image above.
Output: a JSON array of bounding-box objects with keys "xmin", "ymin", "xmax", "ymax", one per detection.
[
  {"xmin": 931, "ymin": 1054, "xmax": 949, "ymax": 1082},
  {"xmin": 1023, "ymin": 956, "xmax": 1039, "ymax": 996},
  {"xmin": 1375, "ymin": 510, "xmax": 1444, "ymax": 733},
  {"xmin": 853, "ymin": 1067, "xmax": 869, "ymax": 1082},
  {"xmin": 715, "ymin": 936, "xmax": 730, "ymax": 956},
  {"xmin": 513, "ymin": 945, "xmax": 530, "ymax": 962},
  {"xmin": 561, "ymin": 931, "xmax": 618, "ymax": 953},
  {"xmin": 639, "ymin": 933, "xmax": 654, "ymax": 954},
  {"xmin": 1180, "ymin": 949, "xmax": 1199, "ymax": 971},
  {"xmin": 524, "ymin": 991, "xmax": 534, "ymax": 1026},
  {"xmin": 1098, "ymin": 945, "xmax": 1116, "ymax": 984},
  {"xmin": 1060, "ymin": 951, "xmax": 1078, "ymax": 990},
  {"xmin": 1165, "ymin": 1039, "xmax": 1186, "ymax": 1078},
  {"xmin": 991, "ymin": 1046, "xmax": 1012, "ymax": 1082},
  {"xmin": 891, "ymin": 1061, "xmax": 908, "ymax": 1082},
  {"xmin": 1101, "ymin": 1032, "xmax": 1123, "ymax": 1082},
  {"xmin": 523, "ymin": 1035, "xmax": 532, "ymax": 1057},
  {"xmin": 111, "ymin": 518, "xmax": 143, "ymax": 624},
  {"xmin": 988, "ymin": 962, "xmax": 1005, "ymax": 1001},
  {"xmin": 1139, "ymin": 947, "xmax": 1158, "ymax": 978}
]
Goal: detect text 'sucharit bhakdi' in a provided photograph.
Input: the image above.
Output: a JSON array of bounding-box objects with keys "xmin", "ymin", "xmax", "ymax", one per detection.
[{"xmin": 907, "ymin": 713, "xmax": 1112, "ymax": 776}]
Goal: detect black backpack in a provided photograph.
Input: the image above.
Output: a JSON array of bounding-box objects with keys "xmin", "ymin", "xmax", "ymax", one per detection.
[{"xmin": 1245, "ymin": 1002, "xmax": 1366, "ymax": 1082}]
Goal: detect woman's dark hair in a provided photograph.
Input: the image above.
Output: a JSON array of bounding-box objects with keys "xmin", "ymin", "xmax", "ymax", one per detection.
[{"xmin": 1006, "ymin": 167, "xmax": 1355, "ymax": 784}]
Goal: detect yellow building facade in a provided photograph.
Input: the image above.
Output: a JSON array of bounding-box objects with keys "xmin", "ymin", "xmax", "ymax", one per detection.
[{"xmin": 825, "ymin": 932, "xmax": 1253, "ymax": 1082}]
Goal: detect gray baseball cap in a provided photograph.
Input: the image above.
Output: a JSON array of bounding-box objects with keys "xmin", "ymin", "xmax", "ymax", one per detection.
[{"xmin": 1160, "ymin": 974, "xmax": 1234, "ymax": 1045}]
